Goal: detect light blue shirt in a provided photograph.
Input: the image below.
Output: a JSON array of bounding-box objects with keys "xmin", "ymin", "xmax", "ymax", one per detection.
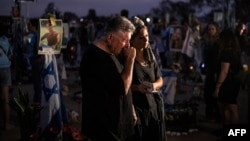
[
  {"xmin": 26, "ymin": 31, "xmax": 38, "ymax": 59},
  {"xmin": 0, "ymin": 35, "xmax": 12, "ymax": 68}
]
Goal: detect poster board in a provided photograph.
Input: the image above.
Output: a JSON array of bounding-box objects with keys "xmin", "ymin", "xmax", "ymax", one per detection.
[
  {"xmin": 169, "ymin": 25, "xmax": 185, "ymax": 52},
  {"xmin": 38, "ymin": 19, "xmax": 63, "ymax": 54}
]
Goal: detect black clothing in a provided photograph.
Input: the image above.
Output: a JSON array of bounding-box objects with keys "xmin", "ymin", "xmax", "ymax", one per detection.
[
  {"xmin": 28, "ymin": 31, "xmax": 44, "ymax": 103},
  {"xmin": 132, "ymin": 59, "xmax": 166, "ymax": 141},
  {"xmin": 203, "ymin": 39, "xmax": 220, "ymax": 118},
  {"xmin": 217, "ymin": 49, "xmax": 241, "ymax": 104},
  {"xmin": 80, "ymin": 44, "xmax": 134, "ymax": 141},
  {"xmin": 31, "ymin": 55, "xmax": 44, "ymax": 103}
]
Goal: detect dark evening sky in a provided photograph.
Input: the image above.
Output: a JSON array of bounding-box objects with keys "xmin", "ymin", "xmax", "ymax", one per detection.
[{"xmin": 0, "ymin": 0, "xmax": 165, "ymax": 18}]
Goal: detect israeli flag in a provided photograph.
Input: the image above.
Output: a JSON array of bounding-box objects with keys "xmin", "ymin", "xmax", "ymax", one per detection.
[{"xmin": 40, "ymin": 54, "xmax": 63, "ymax": 140}]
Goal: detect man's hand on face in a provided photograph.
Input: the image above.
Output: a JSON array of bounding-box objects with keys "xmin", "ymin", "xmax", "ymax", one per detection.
[{"xmin": 122, "ymin": 47, "xmax": 136, "ymax": 62}]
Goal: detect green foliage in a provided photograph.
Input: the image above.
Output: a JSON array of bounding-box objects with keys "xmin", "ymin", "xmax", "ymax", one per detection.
[{"xmin": 9, "ymin": 87, "xmax": 42, "ymax": 141}]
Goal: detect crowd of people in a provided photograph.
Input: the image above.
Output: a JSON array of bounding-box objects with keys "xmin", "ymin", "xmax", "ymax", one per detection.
[
  {"xmin": 0, "ymin": 8, "xmax": 249, "ymax": 141},
  {"xmin": 78, "ymin": 13, "xmax": 250, "ymax": 140}
]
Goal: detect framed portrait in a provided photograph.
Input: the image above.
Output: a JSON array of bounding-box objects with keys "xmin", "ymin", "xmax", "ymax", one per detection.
[
  {"xmin": 169, "ymin": 25, "xmax": 185, "ymax": 52},
  {"xmin": 38, "ymin": 19, "xmax": 63, "ymax": 54},
  {"xmin": 61, "ymin": 23, "xmax": 69, "ymax": 49}
]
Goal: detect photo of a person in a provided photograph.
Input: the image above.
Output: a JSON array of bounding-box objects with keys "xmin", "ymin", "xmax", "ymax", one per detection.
[
  {"xmin": 169, "ymin": 26, "xmax": 184, "ymax": 52},
  {"xmin": 39, "ymin": 19, "xmax": 63, "ymax": 54},
  {"xmin": 40, "ymin": 20, "xmax": 61, "ymax": 49}
]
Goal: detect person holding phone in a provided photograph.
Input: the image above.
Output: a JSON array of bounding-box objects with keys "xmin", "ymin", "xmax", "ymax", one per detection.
[{"xmin": 130, "ymin": 16, "xmax": 166, "ymax": 141}]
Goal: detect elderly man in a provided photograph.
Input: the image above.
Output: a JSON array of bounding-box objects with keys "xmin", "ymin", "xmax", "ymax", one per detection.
[{"xmin": 80, "ymin": 15, "xmax": 136, "ymax": 141}]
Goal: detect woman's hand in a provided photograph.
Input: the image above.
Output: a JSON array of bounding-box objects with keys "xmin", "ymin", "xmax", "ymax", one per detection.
[
  {"xmin": 132, "ymin": 105, "xmax": 137, "ymax": 125},
  {"xmin": 142, "ymin": 81, "xmax": 154, "ymax": 93},
  {"xmin": 133, "ymin": 115, "xmax": 138, "ymax": 125},
  {"xmin": 138, "ymin": 84, "xmax": 149, "ymax": 93}
]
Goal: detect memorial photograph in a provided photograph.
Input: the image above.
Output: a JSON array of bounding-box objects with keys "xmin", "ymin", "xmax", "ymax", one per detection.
[
  {"xmin": 169, "ymin": 25, "xmax": 185, "ymax": 52},
  {"xmin": 38, "ymin": 19, "xmax": 63, "ymax": 54}
]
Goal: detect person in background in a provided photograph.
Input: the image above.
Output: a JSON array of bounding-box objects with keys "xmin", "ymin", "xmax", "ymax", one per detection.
[
  {"xmin": 120, "ymin": 9, "xmax": 129, "ymax": 18},
  {"xmin": 170, "ymin": 27, "xmax": 183, "ymax": 50},
  {"xmin": 192, "ymin": 20, "xmax": 203, "ymax": 69},
  {"xmin": 162, "ymin": 18, "xmax": 179, "ymax": 67},
  {"xmin": 0, "ymin": 26, "xmax": 12, "ymax": 130},
  {"xmin": 80, "ymin": 15, "xmax": 136, "ymax": 141},
  {"xmin": 27, "ymin": 18, "xmax": 44, "ymax": 105},
  {"xmin": 214, "ymin": 29, "xmax": 242, "ymax": 127},
  {"xmin": 150, "ymin": 17, "xmax": 165, "ymax": 69},
  {"xmin": 202, "ymin": 22, "xmax": 221, "ymax": 122},
  {"xmin": 11, "ymin": 5, "xmax": 20, "ymax": 18},
  {"xmin": 235, "ymin": 21, "xmax": 248, "ymax": 53},
  {"xmin": 235, "ymin": 21, "xmax": 248, "ymax": 89},
  {"xmin": 130, "ymin": 16, "xmax": 166, "ymax": 141}
]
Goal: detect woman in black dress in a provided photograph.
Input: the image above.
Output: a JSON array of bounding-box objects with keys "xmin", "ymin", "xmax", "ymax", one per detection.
[
  {"xmin": 214, "ymin": 29, "xmax": 242, "ymax": 125},
  {"xmin": 130, "ymin": 16, "xmax": 166, "ymax": 141},
  {"xmin": 202, "ymin": 22, "xmax": 221, "ymax": 122}
]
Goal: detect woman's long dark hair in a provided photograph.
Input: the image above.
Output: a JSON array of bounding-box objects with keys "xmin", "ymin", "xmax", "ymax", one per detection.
[
  {"xmin": 203, "ymin": 21, "xmax": 220, "ymax": 41},
  {"xmin": 130, "ymin": 16, "xmax": 155, "ymax": 65}
]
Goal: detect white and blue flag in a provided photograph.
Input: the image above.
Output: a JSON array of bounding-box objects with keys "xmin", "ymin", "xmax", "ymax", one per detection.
[
  {"xmin": 181, "ymin": 27, "xmax": 194, "ymax": 58},
  {"xmin": 40, "ymin": 54, "xmax": 63, "ymax": 140}
]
